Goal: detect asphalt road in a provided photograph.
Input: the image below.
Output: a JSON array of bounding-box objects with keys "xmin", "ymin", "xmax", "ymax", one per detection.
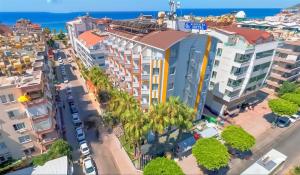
[
  {"xmin": 57, "ymin": 49, "xmax": 120, "ymax": 175},
  {"xmin": 230, "ymin": 122, "xmax": 300, "ymax": 174}
]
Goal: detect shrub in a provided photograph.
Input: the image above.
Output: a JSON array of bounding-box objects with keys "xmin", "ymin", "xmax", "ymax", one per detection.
[{"xmin": 278, "ymin": 81, "xmax": 298, "ymax": 96}]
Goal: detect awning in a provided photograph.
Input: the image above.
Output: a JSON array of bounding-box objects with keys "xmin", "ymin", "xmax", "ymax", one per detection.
[{"xmin": 198, "ymin": 127, "xmax": 219, "ymax": 138}]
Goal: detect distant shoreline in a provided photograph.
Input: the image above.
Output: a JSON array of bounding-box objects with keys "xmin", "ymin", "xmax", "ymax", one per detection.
[{"xmin": 0, "ymin": 8, "xmax": 281, "ymax": 32}]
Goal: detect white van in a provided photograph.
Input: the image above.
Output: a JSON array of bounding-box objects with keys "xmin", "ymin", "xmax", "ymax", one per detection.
[{"xmin": 241, "ymin": 149, "xmax": 287, "ymax": 175}]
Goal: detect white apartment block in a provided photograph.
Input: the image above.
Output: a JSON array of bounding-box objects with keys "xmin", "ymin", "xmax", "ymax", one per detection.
[
  {"xmin": 206, "ymin": 26, "xmax": 278, "ymax": 116},
  {"xmin": 74, "ymin": 30, "xmax": 107, "ymax": 68}
]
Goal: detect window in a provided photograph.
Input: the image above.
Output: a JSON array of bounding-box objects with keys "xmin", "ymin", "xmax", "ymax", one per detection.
[
  {"xmin": 13, "ymin": 123, "xmax": 26, "ymax": 131},
  {"xmin": 168, "ymin": 82, "xmax": 174, "ymax": 90},
  {"xmin": 0, "ymin": 142, "xmax": 7, "ymax": 150},
  {"xmin": 227, "ymin": 78, "xmax": 244, "ymax": 87},
  {"xmin": 152, "ymin": 84, "xmax": 159, "ymax": 90},
  {"xmin": 152, "ymin": 98, "xmax": 158, "ymax": 104},
  {"xmin": 8, "ymin": 94, "xmax": 15, "ymax": 102},
  {"xmin": 153, "ymin": 68, "xmax": 159, "ymax": 75},
  {"xmin": 7, "ymin": 109, "xmax": 20, "ymax": 118},
  {"xmin": 0, "ymin": 95, "xmax": 7, "ymax": 104},
  {"xmin": 18, "ymin": 135, "xmax": 31, "ymax": 144},
  {"xmin": 211, "ymin": 71, "xmax": 217, "ymax": 78},
  {"xmin": 249, "ymin": 73, "xmax": 267, "ymax": 83},
  {"xmin": 256, "ymin": 50, "xmax": 274, "ymax": 59},
  {"xmin": 234, "ymin": 53, "xmax": 252, "ymax": 63},
  {"xmin": 216, "ymin": 48, "xmax": 222, "ymax": 56},
  {"xmin": 169, "ymin": 67, "xmax": 176, "ymax": 75},
  {"xmin": 214, "ymin": 60, "xmax": 220, "ymax": 67}
]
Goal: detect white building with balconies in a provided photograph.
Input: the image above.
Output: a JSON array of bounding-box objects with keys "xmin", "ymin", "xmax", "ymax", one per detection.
[{"xmin": 205, "ymin": 26, "xmax": 278, "ymax": 116}]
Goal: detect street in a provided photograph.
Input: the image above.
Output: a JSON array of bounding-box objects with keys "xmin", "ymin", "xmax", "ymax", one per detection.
[
  {"xmin": 229, "ymin": 122, "xmax": 300, "ymax": 174},
  {"xmin": 54, "ymin": 49, "xmax": 120, "ymax": 174}
]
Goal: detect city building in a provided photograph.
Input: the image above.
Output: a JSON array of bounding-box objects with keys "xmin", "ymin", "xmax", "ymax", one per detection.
[
  {"xmin": 0, "ymin": 25, "xmax": 58, "ymax": 163},
  {"xmin": 74, "ymin": 30, "xmax": 108, "ymax": 68},
  {"xmin": 205, "ymin": 26, "xmax": 278, "ymax": 116},
  {"xmin": 66, "ymin": 15, "xmax": 110, "ymax": 54},
  {"xmin": 103, "ymin": 18, "xmax": 219, "ymax": 118},
  {"xmin": 267, "ymin": 41, "xmax": 300, "ymax": 91}
]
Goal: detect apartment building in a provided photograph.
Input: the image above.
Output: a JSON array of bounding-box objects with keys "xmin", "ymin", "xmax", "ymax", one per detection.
[
  {"xmin": 67, "ymin": 15, "xmax": 110, "ymax": 53},
  {"xmin": 74, "ymin": 30, "xmax": 107, "ymax": 68},
  {"xmin": 267, "ymin": 41, "xmax": 300, "ymax": 91},
  {"xmin": 205, "ymin": 26, "xmax": 278, "ymax": 116},
  {"xmin": 102, "ymin": 19, "xmax": 218, "ymax": 118},
  {"xmin": 0, "ymin": 27, "xmax": 57, "ymax": 163}
]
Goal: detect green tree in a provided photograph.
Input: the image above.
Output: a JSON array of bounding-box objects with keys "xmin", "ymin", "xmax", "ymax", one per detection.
[
  {"xmin": 32, "ymin": 139, "xmax": 71, "ymax": 166},
  {"xmin": 57, "ymin": 29, "xmax": 66, "ymax": 40},
  {"xmin": 43, "ymin": 27, "xmax": 51, "ymax": 35},
  {"xmin": 268, "ymin": 98, "xmax": 298, "ymax": 116},
  {"xmin": 192, "ymin": 138, "xmax": 230, "ymax": 171},
  {"xmin": 143, "ymin": 157, "xmax": 184, "ymax": 175},
  {"xmin": 124, "ymin": 108, "xmax": 149, "ymax": 157},
  {"xmin": 221, "ymin": 125, "xmax": 255, "ymax": 152},
  {"xmin": 175, "ymin": 101, "xmax": 195, "ymax": 142},
  {"xmin": 278, "ymin": 81, "xmax": 298, "ymax": 96},
  {"xmin": 147, "ymin": 103, "xmax": 169, "ymax": 143},
  {"xmin": 281, "ymin": 93, "xmax": 300, "ymax": 106},
  {"xmin": 291, "ymin": 166, "xmax": 300, "ymax": 175}
]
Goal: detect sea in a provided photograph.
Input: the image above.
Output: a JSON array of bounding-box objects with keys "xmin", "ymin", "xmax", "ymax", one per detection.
[{"xmin": 0, "ymin": 8, "xmax": 281, "ymax": 32}]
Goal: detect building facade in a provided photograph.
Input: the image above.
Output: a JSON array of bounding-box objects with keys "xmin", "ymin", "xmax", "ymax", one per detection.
[
  {"xmin": 74, "ymin": 30, "xmax": 107, "ymax": 68},
  {"xmin": 103, "ymin": 19, "xmax": 218, "ymax": 118},
  {"xmin": 205, "ymin": 26, "xmax": 278, "ymax": 116},
  {"xmin": 0, "ymin": 24, "xmax": 58, "ymax": 163},
  {"xmin": 267, "ymin": 41, "xmax": 300, "ymax": 91}
]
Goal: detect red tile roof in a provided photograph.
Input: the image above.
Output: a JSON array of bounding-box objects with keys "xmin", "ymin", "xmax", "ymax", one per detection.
[
  {"xmin": 107, "ymin": 29, "xmax": 190, "ymax": 50},
  {"xmin": 0, "ymin": 24, "xmax": 12, "ymax": 36},
  {"xmin": 219, "ymin": 26, "xmax": 273, "ymax": 44},
  {"xmin": 78, "ymin": 30, "xmax": 107, "ymax": 47}
]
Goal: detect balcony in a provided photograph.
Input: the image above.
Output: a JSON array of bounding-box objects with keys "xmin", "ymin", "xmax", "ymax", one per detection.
[
  {"xmin": 132, "ymin": 54, "xmax": 140, "ymax": 59},
  {"xmin": 124, "ymin": 50, "xmax": 131, "ymax": 55},
  {"xmin": 133, "ymin": 67, "xmax": 140, "ymax": 73},
  {"xmin": 25, "ymin": 102, "xmax": 50, "ymax": 120},
  {"xmin": 32, "ymin": 117, "xmax": 55, "ymax": 134},
  {"xmin": 142, "ymin": 56, "xmax": 151, "ymax": 64},
  {"xmin": 125, "ymin": 76, "xmax": 132, "ymax": 82},
  {"xmin": 40, "ymin": 131, "xmax": 58, "ymax": 145},
  {"xmin": 133, "ymin": 82, "xmax": 139, "ymax": 88},
  {"xmin": 142, "ymin": 73, "xmax": 150, "ymax": 80},
  {"xmin": 141, "ymin": 87, "xmax": 149, "ymax": 94}
]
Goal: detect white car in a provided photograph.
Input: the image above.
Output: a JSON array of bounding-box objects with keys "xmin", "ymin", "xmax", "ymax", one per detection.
[
  {"xmin": 290, "ymin": 112, "xmax": 300, "ymax": 123},
  {"xmin": 72, "ymin": 113, "xmax": 82, "ymax": 125},
  {"xmin": 80, "ymin": 140, "xmax": 90, "ymax": 156},
  {"xmin": 58, "ymin": 57, "xmax": 63, "ymax": 63},
  {"xmin": 63, "ymin": 77, "xmax": 69, "ymax": 83},
  {"xmin": 76, "ymin": 127, "xmax": 85, "ymax": 142},
  {"xmin": 83, "ymin": 157, "xmax": 96, "ymax": 175}
]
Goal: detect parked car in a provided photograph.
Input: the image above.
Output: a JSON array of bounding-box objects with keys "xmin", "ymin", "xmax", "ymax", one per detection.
[
  {"xmin": 63, "ymin": 77, "xmax": 69, "ymax": 84},
  {"xmin": 290, "ymin": 112, "xmax": 300, "ymax": 123},
  {"xmin": 83, "ymin": 157, "xmax": 96, "ymax": 175},
  {"xmin": 72, "ymin": 113, "xmax": 82, "ymax": 126},
  {"xmin": 76, "ymin": 127, "xmax": 85, "ymax": 142},
  {"xmin": 80, "ymin": 140, "xmax": 90, "ymax": 156},
  {"xmin": 66, "ymin": 86, "xmax": 72, "ymax": 94},
  {"xmin": 276, "ymin": 117, "xmax": 291, "ymax": 128},
  {"xmin": 58, "ymin": 57, "xmax": 63, "ymax": 63},
  {"xmin": 69, "ymin": 102, "xmax": 78, "ymax": 114}
]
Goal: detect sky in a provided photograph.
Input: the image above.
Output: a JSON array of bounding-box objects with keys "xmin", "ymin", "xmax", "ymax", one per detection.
[{"xmin": 0, "ymin": 0, "xmax": 299, "ymax": 12}]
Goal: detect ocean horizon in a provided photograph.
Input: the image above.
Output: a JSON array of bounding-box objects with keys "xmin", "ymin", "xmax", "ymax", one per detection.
[{"xmin": 0, "ymin": 8, "xmax": 281, "ymax": 31}]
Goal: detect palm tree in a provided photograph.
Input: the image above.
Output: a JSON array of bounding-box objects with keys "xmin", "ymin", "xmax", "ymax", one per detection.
[
  {"xmin": 164, "ymin": 96, "xmax": 181, "ymax": 142},
  {"xmin": 124, "ymin": 108, "xmax": 149, "ymax": 158},
  {"xmin": 176, "ymin": 103, "xmax": 195, "ymax": 142},
  {"xmin": 147, "ymin": 103, "xmax": 169, "ymax": 143}
]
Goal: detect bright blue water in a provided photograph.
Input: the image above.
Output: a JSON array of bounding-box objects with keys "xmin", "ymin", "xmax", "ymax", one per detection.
[{"xmin": 0, "ymin": 9, "xmax": 281, "ymax": 32}]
